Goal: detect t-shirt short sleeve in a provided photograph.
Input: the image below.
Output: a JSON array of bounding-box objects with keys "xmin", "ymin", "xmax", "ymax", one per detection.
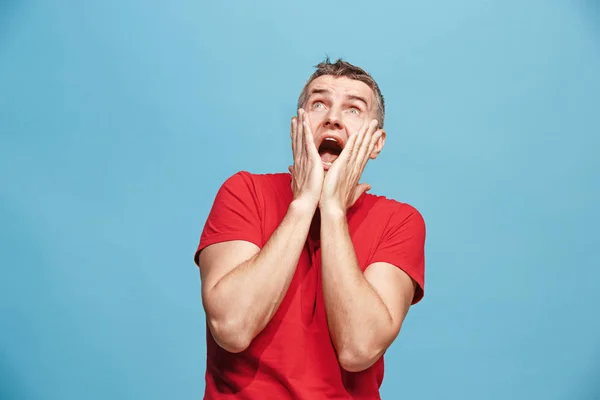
[
  {"xmin": 194, "ymin": 171, "xmax": 263, "ymax": 266},
  {"xmin": 370, "ymin": 205, "xmax": 426, "ymax": 304}
]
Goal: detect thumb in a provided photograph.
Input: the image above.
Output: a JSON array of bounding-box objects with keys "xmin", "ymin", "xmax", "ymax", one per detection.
[
  {"xmin": 288, "ymin": 165, "xmax": 294, "ymax": 174},
  {"xmin": 350, "ymin": 183, "xmax": 371, "ymax": 206}
]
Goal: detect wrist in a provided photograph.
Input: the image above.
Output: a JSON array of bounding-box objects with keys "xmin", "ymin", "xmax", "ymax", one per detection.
[
  {"xmin": 319, "ymin": 202, "xmax": 346, "ymax": 220},
  {"xmin": 289, "ymin": 197, "xmax": 318, "ymax": 218}
]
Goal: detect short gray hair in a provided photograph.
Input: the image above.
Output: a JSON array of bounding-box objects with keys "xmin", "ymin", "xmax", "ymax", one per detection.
[{"xmin": 297, "ymin": 57, "xmax": 385, "ymax": 128}]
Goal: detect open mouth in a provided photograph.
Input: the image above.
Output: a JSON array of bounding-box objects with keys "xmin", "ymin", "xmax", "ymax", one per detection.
[{"xmin": 318, "ymin": 137, "xmax": 343, "ymax": 167}]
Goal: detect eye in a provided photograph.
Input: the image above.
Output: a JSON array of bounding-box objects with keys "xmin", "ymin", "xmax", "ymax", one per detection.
[
  {"xmin": 312, "ymin": 101, "xmax": 325, "ymax": 109},
  {"xmin": 348, "ymin": 107, "xmax": 360, "ymax": 115}
]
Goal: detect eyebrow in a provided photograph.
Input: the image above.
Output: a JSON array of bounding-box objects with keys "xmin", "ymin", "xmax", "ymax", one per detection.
[
  {"xmin": 308, "ymin": 88, "xmax": 369, "ymax": 109},
  {"xmin": 308, "ymin": 88, "xmax": 331, "ymax": 97},
  {"xmin": 346, "ymin": 94, "xmax": 369, "ymax": 109}
]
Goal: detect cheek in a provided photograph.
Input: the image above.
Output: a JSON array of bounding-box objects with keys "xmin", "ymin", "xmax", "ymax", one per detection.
[
  {"xmin": 308, "ymin": 112, "xmax": 325, "ymax": 131},
  {"xmin": 344, "ymin": 117, "xmax": 364, "ymax": 133}
]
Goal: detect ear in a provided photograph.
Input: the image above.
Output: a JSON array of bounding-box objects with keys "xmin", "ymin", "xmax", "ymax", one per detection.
[{"xmin": 369, "ymin": 129, "xmax": 386, "ymax": 159}]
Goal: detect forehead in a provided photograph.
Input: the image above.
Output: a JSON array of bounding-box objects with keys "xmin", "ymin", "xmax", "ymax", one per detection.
[{"xmin": 306, "ymin": 75, "xmax": 375, "ymax": 107}]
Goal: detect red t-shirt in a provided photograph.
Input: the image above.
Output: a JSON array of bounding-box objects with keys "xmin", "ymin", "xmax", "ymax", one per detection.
[{"xmin": 194, "ymin": 171, "xmax": 425, "ymax": 400}]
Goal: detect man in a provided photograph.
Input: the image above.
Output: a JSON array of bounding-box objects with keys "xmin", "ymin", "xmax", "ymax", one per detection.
[{"xmin": 194, "ymin": 58, "xmax": 426, "ymax": 399}]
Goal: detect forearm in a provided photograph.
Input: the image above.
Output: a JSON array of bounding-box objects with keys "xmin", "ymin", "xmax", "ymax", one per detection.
[
  {"xmin": 320, "ymin": 208, "xmax": 393, "ymax": 370},
  {"xmin": 206, "ymin": 199, "xmax": 315, "ymax": 350}
]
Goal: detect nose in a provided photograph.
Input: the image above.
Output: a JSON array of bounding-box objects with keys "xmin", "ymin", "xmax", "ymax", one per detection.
[{"xmin": 323, "ymin": 109, "xmax": 344, "ymax": 130}]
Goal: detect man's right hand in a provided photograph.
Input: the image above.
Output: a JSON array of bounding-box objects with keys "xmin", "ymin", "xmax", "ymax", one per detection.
[{"xmin": 289, "ymin": 108, "xmax": 324, "ymax": 208}]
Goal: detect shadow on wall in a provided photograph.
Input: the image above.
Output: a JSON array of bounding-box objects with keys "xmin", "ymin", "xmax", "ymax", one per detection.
[
  {"xmin": 577, "ymin": 6, "xmax": 600, "ymax": 398},
  {"xmin": 0, "ymin": 352, "xmax": 29, "ymax": 400},
  {"xmin": 584, "ymin": 0, "xmax": 600, "ymax": 38},
  {"xmin": 582, "ymin": 375, "xmax": 600, "ymax": 400},
  {"xmin": 0, "ymin": 0, "xmax": 21, "ymax": 46},
  {"xmin": 0, "ymin": 198, "xmax": 36, "ymax": 400}
]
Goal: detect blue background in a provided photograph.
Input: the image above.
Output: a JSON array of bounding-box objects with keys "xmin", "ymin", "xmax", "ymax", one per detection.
[{"xmin": 1, "ymin": 0, "xmax": 599, "ymax": 399}]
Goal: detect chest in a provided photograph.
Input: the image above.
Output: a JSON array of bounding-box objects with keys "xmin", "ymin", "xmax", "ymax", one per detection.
[
  {"xmin": 263, "ymin": 194, "xmax": 388, "ymax": 265},
  {"xmin": 257, "ymin": 192, "xmax": 390, "ymax": 325}
]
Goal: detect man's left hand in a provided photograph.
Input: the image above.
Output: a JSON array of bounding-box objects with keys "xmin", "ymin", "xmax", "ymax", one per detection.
[{"xmin": 320, "ymin": 119, "xmax": 383, "ymax": 214}]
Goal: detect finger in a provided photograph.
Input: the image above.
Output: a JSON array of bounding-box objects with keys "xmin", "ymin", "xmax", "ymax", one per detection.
[
  {"xmin": 350, "ymin": 183, "xmax": 371, "ymax": 207},
  {"xmin": 361, "ymin": 129, "xmax": 383, "ymax": 170},
  {"xmin": 359, "ymin": 120, "xmax": 378, "ymax": 155},
  {"xmin": 349, "ymin": 119, "xmax": 374, "ymax": 165},
  {"xmin": 337, "ymin": 129, "xmax": 360, "ymax": 164},
  {"xmin": 296, "ymin": 109, "xmax": 304, "ymax": 163},
  {"xmin": 347, "ymin": 121, "xmax": 377, "ymax": 185},
  {"xmin": 303, "ymin": 112, "xmax": 320, "ymax": 160},
  {"xmin": 288, "ymin": 165, "xmax": 295, "ymax": 188},
  {"xmin": 291, "ymin": 116, "xmax": 297, "ymax": 157},
  {"xmin": 355, "ymin": 120, "xmax": 378, "ymax": 166},
  {"xmin": 336, "ymin": 119, "xmax": 369, "ymax": 166},
  {"xmin": 369, "ymin": 129, "xmax": 384, "ymax": 153}
]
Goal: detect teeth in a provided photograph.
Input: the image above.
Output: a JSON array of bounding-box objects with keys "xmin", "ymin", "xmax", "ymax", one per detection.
[
  {"xmin": 322, "ymin": 161, "xmax": 332, "ymax": 166},
  {"xmin": 325, "ymin": 138, "xmax": 336, "ymax": 141}
]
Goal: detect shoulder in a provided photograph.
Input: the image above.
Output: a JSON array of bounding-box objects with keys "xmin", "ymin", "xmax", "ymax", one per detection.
[
  {"xmin": 364, "ymin": 193, "xmax": 425, "ymax": 225},
  {"xmin": 214, "ymin": 170, "xmax": 289, "ymax": 196},
  {"xmin": 221, "ymin": 170, "xmax": 290, "ymax": 188},
  {"xmin": 214, "ymin": 171, "xmax": 292, "ymax": 208},
  {"xmin": 359, "ymin": 193, "xmax": 426, "ymax": 242}
]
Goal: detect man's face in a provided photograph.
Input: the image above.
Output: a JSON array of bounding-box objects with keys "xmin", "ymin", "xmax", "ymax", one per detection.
[{"xmin": 302, "ymin": 75, "xmax": 385, "ymax": 170}]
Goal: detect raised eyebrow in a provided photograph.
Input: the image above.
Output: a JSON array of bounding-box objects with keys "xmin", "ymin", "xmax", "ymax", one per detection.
[
  {"xmin": 346, "ymin": 94, "xmax": 368, "ymax": 109},
  {"xmin": 308, "ymin": 88, "xmax": 332, "ymax": 98}
]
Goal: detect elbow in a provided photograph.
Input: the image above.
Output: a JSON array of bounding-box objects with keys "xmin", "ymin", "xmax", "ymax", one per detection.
[
  {"xmin": 337, "ymin": 346, "xmax": 383, "ymax": 373},
  {"xmin": 207, "ymin": 316, "xmax": 253, "ymax": 353}
]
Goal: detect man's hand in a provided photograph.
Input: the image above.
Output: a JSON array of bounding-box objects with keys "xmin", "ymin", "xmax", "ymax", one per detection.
[
  {"xmin": 320, "ymin": 119, "xmax": 383, "ymax": 213},
  {"xmin": 289, "ymin": 109, "xmax": 324, "ymax": 209}
]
